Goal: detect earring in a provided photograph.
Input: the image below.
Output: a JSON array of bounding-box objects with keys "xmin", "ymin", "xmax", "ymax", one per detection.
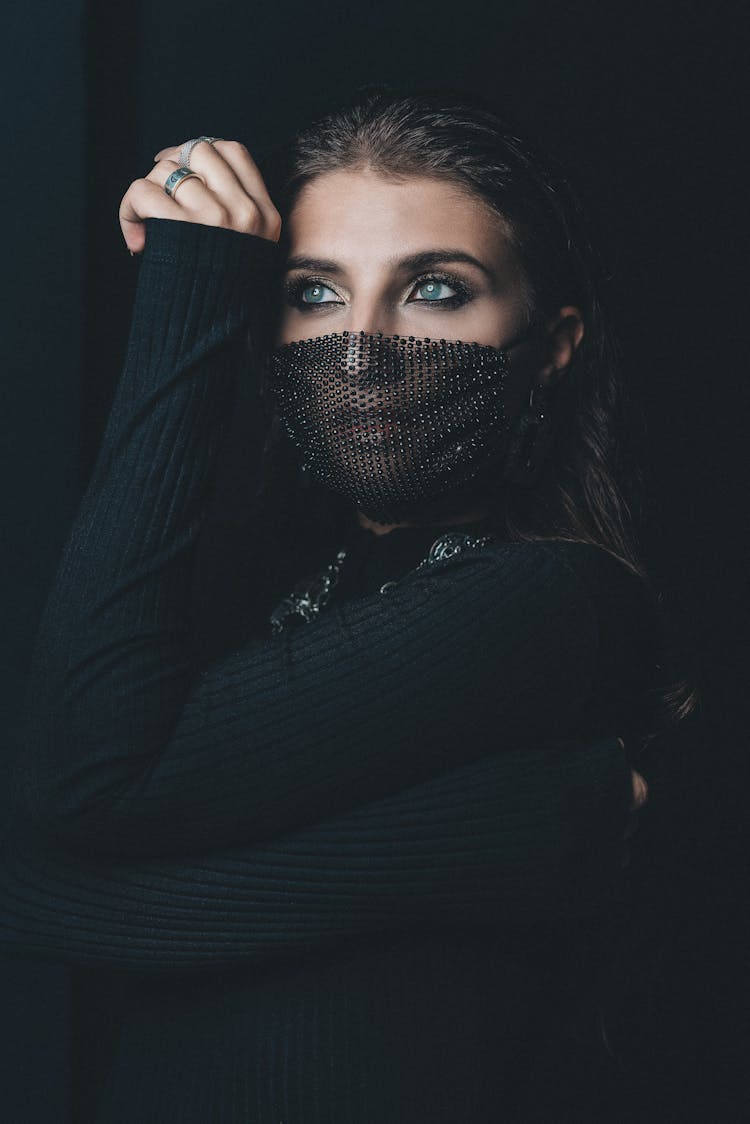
[{"xmin": 504, "ymin": 382, "xmax": 554, "ymax": 487}]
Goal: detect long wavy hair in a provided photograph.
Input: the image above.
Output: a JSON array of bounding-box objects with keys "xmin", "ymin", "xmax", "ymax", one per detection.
[{"xmin": 245, "ymin": 81, "xmax": 698, "ymax": 748}]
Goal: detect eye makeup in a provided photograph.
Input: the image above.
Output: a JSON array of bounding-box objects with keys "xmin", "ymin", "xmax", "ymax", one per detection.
[{"xmin": 282, "ymin": 271, "xmax": 475, "ymax": 312}]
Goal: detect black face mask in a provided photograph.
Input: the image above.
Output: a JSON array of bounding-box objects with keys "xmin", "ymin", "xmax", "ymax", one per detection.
[{"xmin": 268, "ymin": 329, "xmax": 518, "ymax": 526}]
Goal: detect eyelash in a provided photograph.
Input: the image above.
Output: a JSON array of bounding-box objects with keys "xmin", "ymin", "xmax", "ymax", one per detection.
[{"xmin": 282, "ymin": 272, "xmax": 473, "ymax": 311}]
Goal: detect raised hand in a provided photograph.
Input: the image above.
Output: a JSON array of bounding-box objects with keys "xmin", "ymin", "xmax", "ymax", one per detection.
[{"xmin": 119, "ymin": 138, "xmax": 282, "ymax": 255}]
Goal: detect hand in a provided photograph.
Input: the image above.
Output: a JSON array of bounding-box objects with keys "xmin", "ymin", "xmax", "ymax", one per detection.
[
  {"xmin": 119, "ymin": 139, "xmax": 282, "ymax": 255},
  {"xmin": 619, "ymin": 737, "xmax": 649, "ymax": 868}
]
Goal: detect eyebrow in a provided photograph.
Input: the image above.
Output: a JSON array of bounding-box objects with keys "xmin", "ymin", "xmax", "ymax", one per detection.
[{"xmin": 283, "ymin": 249, "xmax": 496, "ymax": 282}]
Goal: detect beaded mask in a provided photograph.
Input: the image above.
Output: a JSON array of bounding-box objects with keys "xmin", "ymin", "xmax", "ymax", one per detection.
[{"xmin": 268, "ymin": 329, "xmax": 513, "ymax": 526}]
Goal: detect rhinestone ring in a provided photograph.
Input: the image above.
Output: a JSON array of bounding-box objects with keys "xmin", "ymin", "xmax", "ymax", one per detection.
[
  {"xmin": 163, "ymin": 166, "xmax": 205, "ymax": 199},
  {"xmin": 179, "ymin": 136, "xmax": 220, "ymax": 168}
]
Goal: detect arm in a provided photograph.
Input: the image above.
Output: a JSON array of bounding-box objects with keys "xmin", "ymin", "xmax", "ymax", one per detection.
[
  {"xmin": 21, "ymin": 217, "xmax": 648, "ymax": 857},
  {"xmin": 1, "ymin": 734, "xmax": 632, "ymax": 972}
]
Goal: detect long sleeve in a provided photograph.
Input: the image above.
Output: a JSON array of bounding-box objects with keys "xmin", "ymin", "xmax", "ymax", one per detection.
[
  {"xmin": 20, "ymin": 217, "xmax": 654, "ymax": 858},
  {"xmin": 0, "ymin": 732, "xmax": 631, "ymax": 972}
]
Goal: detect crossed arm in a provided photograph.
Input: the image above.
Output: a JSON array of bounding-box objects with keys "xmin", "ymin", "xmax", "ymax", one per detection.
[{"xmin": 1, "ymin": 731, "xmax": 631, "ymax": 971}]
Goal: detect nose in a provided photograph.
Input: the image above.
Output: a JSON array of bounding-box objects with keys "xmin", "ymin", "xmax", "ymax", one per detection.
[{"xmin": 346, "ymin": 297, "xmax": 396, "ymax": 339}]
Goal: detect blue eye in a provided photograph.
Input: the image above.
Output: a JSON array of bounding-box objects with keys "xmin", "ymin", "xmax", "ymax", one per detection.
[
  {"xmin": 409, "ymin": 273, "xmax": 472, "ymax": 308},
  {"xmin": 298, "ymin": 281, "xmax": 338, "ymax": 305},
  {"xmin": 413, "ymin": 279, "xmax": 455, "ymax": 302},
  {"xmin": 283, "ymin": 272, "xmax": 472, "ymax": 311}
]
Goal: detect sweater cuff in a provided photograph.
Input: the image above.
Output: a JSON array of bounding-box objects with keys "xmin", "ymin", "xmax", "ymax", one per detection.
[{"xmin": 141, "ymin": 217, "xmax": 280, "ymax": 278}]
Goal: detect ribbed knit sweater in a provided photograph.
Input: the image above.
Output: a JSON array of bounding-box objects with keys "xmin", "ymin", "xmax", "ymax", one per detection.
[{"xmin": 0, "ymin": 218, "xmax": 657, "ymax": 1122}]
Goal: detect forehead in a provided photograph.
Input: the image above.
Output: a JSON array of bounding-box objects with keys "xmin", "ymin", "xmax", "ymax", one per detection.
[{"xmin": 285, "ymin": 168, "xmax": 513, "ymax": 264}]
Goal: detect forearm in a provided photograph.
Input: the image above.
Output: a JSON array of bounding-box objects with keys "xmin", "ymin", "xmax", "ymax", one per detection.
[
  {"xmin": 1, "ymin": 735, "xmax": 631, "ymax": 972},
  {"xmin": 22, "ymin": 219, "xmax": 274, "ymax": 847}
]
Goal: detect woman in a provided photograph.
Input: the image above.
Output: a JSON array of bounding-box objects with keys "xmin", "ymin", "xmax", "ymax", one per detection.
[{"xmin": 1, "ymin": 84, "xmax": 689, "ymax": 1121}]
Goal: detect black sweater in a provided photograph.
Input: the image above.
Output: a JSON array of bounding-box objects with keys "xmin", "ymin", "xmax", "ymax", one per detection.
[{"xmin": 0, "ymin": 218, "xmax": 657, "ymax": 1122}]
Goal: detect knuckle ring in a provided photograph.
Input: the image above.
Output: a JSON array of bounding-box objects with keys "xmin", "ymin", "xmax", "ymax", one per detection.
[
  {"xmin": 179, "ymin": 136, "xmax": 221, "ymax": 168},
  {"xmin": 164, "ymin": 166, "xmax": 205, "ymax": 199}
]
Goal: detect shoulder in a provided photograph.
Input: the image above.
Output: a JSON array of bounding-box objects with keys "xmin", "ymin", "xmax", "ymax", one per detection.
[
  {"xmin": 531, "ymin": 539, "xmax": 656, "ymax": 624},
  {"xmin": 410, "ymin": 535, "xmax": 656, "ymax": 640},
  {"xmin": 528, "ymin": 537, "xmax": 649, "ymax": 597},
  {"xmin": 522, "ymin": 539, "xmax": 659, "ymax": 677},
  {"xmin": 475, "ymin": 537, "xmax": 652, "ymax": 602},
  {"xmin": 415, "ymin": 533, "xmax": 641, "ymax": 593}
]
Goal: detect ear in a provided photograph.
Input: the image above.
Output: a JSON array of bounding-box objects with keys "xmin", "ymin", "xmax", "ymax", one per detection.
[{"xmin": 538, "ymin": 306, "xmax": 584, "ymax": 388}]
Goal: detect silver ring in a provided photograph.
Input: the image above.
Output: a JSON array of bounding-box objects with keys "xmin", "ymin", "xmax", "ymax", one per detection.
[
  {"xmin": 164, "ymin": 166, "xmax": 204, "ymax": 198},
  {"xmin": 179, "ymin": 136, "xmax": 220, "ymax": 168}
]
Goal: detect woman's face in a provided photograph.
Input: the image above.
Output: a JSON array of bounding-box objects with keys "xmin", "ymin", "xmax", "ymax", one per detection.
[{"xmin": 275, "ymin": 167, "xmax": 582, "ymax": 421}]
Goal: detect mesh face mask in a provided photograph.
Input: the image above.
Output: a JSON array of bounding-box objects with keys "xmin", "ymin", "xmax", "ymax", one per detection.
[{"xmin": 267, "ymin": 329, "xmax": 515, "ymax": 526}]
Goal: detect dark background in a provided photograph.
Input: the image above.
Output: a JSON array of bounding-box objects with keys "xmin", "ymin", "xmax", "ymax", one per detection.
[{"xmin": 2, "ymin": 0, "xmax": 747, "ymax": 1119}]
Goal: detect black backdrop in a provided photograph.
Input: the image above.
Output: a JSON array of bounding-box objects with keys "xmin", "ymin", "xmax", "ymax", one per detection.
[{"xmin": 3, "ymin": 0, "xmax": 747, "ymax": 1119}]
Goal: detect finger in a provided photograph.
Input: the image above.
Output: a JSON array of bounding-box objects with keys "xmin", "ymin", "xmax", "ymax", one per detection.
[
  {"xmin": 153, "ymin": 144, "xmax": 181, "ymax": 162},
  {"xmin": 156, "ymin": 140, "xmax": 281, "ymax": 239},
  {"xmin": 153, "ymin": 140, "xmax": 224, "ymax": 163},
  {"xmin": 143, "ymin": 159, "xmax": 219, "ymax": 215},
  {"xmin": 119, "ymin": 175, "xmax": 211, "ymax": 254},
  {"xmin": 167, "ymin": 144, "xmax": 267, "ymax": 236},
  {"xmin": 154, "ymin": 143, "xmax": 279, "ymax": 240},
  {"xmin": 143, "ymin": 159, "xmax": 240, "ymax": 229},
  {"xmin": 210, "ymin": 140, "xmax": 281, "ymax": 233}
]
